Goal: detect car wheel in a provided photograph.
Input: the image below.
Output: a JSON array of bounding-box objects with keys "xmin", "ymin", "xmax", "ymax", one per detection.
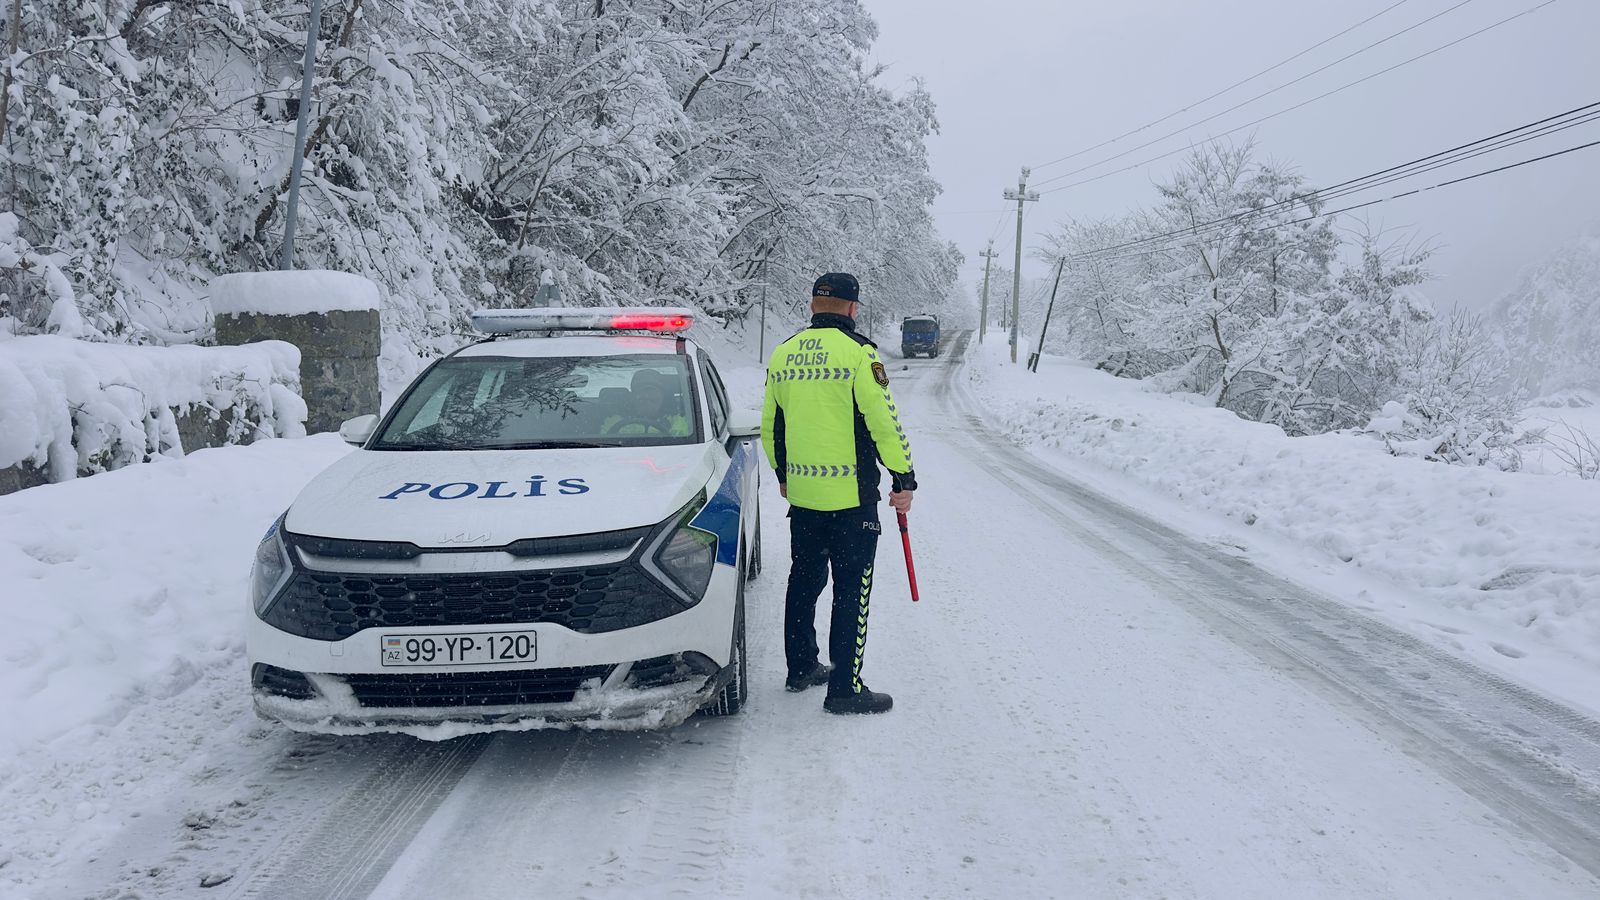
[
  {"xmin": 746, "ymin": 500, "xmax": 762, "ymax": 582},
  {"xmin": 700, "ymin": 557, "xmax": 747, "ymax": 717}
]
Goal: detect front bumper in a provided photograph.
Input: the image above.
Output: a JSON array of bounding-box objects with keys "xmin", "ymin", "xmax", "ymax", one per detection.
[
  {"xmin": 246, "ymin": 559, "xmax": 740, "ymax": 736},
  {"xmin": 252, "ymin": 661, "xmax": 725, "ymax": 737}
]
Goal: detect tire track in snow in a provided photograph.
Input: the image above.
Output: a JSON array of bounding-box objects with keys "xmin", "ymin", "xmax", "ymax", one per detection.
[
  {"xmin": 225, "ymin": 733, "xmax": 492, "ymax": 900},
  {"xmin": 940, "ymin": 335, "xmax": 1600, "ymax": 880}
]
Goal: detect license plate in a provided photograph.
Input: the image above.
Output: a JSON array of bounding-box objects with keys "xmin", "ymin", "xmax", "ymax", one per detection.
[{"xmin": 380, "ymin": 631, "xmax": 537, "ymax": 667}]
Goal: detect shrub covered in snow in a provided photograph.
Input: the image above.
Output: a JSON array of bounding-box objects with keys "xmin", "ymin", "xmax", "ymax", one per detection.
[
  {"xmin": 1363, "ymin": 311, "xmax": 1529, "ymax": 469},
  {"xmin": 0, "ymin": 336, "xmax": 306, "ymax": 484}
]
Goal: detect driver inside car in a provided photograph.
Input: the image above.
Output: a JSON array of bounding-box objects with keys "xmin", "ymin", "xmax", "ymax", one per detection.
[{"xmin": 603, "ymin": 369, "xmax": 690, "ymax": 436}]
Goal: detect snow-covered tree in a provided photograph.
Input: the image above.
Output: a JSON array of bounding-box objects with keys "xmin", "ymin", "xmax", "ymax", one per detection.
[
  {"xmin": 0, "ymin": 0, "xmax": 957, "ymax": 359},
  {"xmin": 1039, "ymin": 142, "xmax": 1528, "ymax": 462}
]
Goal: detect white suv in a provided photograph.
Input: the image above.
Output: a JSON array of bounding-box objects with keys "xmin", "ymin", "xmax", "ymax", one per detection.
[{"xmin": 247, "ymin": 308, "xmax": 761, "ymax": 734}]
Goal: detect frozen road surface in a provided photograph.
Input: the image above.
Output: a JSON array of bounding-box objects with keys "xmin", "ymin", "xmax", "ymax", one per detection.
[{"xmin": 30, "ymin": 334, "xmax": 1600, "ymax": 899}]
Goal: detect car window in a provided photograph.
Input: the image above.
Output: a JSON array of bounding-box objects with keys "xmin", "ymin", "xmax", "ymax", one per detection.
[
  {"xmin": 372, "ymin": 354, "xmax": 701, "ymax": 450},
  {"xmin": 704, "ymin": 357, "xmax": 731, "ymax": 409},
  {"xmin": 700, "ymin": 355, "xmax": 728, "ymax": 437}
]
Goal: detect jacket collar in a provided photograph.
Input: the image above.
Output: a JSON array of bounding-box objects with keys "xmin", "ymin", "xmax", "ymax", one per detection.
[{"xmin": 810, "ymin": 312, "xmax": 857, "ymax": 331}]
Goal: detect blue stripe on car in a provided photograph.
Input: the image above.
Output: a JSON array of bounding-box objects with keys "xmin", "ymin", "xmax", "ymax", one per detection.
[{"xmin": 691, "ymin": 441, "xmax": 751, "ymax": 567}]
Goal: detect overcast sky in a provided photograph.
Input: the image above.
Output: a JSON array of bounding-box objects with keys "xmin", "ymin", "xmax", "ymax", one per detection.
[{"xmin": 859, "ymin": 0, "xmax": 1600, "ymax": 310}]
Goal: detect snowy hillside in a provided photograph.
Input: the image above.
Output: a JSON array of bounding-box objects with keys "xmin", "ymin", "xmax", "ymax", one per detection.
[{"xmin": 1495, "ymin": 224, "xmax": 1600, "ymax": 395}]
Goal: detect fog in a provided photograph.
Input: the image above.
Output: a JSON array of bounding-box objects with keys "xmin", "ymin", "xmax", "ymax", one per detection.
[{"xmin": 862, "ymin": 0, "xmax": 1600, "ymax": 310}]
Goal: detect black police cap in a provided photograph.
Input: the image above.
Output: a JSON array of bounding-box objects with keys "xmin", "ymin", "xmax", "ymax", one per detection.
[{"xmin": 811, "ymin": 272, "xmax": 860, "ymax": 303}]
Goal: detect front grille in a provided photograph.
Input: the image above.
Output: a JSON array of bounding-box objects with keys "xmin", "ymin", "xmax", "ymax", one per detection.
[
  {"xmin": 262, "ymin": 563, "xmax": 685, "ymax": 641},
  {"xmin": 339, "ymin": 666, "xmax": 614, "ymax": 708}
]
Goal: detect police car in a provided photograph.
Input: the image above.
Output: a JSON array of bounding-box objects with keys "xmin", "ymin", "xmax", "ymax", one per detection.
[{"xmin": 247, "ymin": 308, "xmax": 760, "ymax": 732}]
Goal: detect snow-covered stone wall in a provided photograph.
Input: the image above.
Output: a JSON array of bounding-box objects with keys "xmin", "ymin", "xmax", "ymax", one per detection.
[
  {"xmin": 210, "ymin": 271, "xmax": 382, "ymax": 433},
  {"xmin": 0, "ymin": 336, "xmax": 306, "ymax": 494}
]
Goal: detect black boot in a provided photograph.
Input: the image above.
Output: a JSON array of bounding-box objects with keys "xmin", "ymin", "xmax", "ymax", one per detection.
[
  {"xmin": 824, "ymin": 686, "xmax": 893, "ymax": 714},
  {"xmin": 786, "ymin": 662, "xmax": 832, "ymax": 693}
]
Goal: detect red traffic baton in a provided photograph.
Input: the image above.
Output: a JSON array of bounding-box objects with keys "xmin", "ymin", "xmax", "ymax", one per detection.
[{"xmin": 897, "ymin": 510, "xmax": 920, "ymax": 602}]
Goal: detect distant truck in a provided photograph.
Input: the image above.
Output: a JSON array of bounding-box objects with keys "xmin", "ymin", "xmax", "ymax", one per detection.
[{"xmin": 901, "ymin": 315, "xmax": 940, "ymax": 358}]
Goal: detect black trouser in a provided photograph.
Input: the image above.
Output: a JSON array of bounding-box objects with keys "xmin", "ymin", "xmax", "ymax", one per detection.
[{"xmin": 785, "ymin": 504, "xmax": 880, "ymax": 697}]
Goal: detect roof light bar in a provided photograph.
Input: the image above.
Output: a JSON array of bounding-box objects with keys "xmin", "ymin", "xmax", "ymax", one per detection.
[{"xmin": 471, "ymin": 307, "xmax": 695, "ymax": 334}]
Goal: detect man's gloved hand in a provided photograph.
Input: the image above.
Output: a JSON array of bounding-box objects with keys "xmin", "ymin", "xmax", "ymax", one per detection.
[
  {"xmin": 888, "ymin": 469, "xmax": 916, "ymax": 514},
  {"xmin": 779, "ymin": 483, "xmax": 788, "ymax": 499}
]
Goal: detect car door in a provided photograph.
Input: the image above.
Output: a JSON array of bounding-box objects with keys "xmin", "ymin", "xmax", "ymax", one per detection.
[{"xmin": 697, "ymin": 352, "xmax": 759, "ymax": 561}]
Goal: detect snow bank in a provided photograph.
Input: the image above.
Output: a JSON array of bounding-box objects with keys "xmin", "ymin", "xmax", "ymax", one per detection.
[
  {"xmin": 210, "ymin": 270, "xmax": 382, "ymax": 318},
  {"xmin": 0, "ymin": 336, "xmax": 306, "ymax": 481},
  {"xmin": 0, "ymin": 437, "xmax": 351, "ymax": 883},
  {"xmin": 0, "ymin": 436, "xmax": 350, "ymax": 775},
  {"xmin": 968, "ymin": 341, "xmax": 1600, "ymax": 679}
]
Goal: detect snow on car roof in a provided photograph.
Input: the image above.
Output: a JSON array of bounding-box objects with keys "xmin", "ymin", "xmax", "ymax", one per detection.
[{"xmin": 453, "ymin": 333, "xmax": 692, "ymax": 359}]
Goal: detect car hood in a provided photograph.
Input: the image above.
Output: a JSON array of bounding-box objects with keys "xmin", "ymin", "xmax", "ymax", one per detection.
[{"xmin": 284, "ymin": 444, "xmax": 717, "ymax": 547}]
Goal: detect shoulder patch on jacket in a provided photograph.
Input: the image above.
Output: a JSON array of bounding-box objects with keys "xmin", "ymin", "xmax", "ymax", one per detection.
[{"xmin": 871, "ymin": 361, "xmax": 889, "ymax": 387}]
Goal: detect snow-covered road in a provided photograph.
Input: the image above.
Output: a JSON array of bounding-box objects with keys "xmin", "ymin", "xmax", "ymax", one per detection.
[{"xmin": 20, "ymin": 334, "xmax": 1600, "ymax": 899}]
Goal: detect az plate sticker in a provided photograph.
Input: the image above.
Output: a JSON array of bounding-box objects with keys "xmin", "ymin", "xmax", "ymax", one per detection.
[{"xmin": 872, "ymin": 361, "xmax": 889, "ymax": 387}]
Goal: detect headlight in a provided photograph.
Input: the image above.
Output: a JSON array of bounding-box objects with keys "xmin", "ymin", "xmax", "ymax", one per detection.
[
  {"xmin": 251, "ymin": 514, "xmax": 292, "ymax": 617},
  {"xmin": 649, "ymin": 492, "xmax": 717, "ymax": 602}
]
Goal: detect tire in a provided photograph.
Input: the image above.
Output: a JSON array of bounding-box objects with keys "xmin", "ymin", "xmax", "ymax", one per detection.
[
  {"xmin": 700, "ymin": 558, "xmax": 748, "ymax": 717},
  {"xmin": 746, "ymin": 499, "xmax": 762, "ymax": 582}
]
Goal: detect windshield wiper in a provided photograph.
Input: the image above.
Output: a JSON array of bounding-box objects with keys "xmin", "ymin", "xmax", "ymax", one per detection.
[
  {"xmin": 494, "ymin": 440, "xmax": 617, "ymax": 450},
  {"xmin": 369, "ymin": 442, "xmax": 446, "ymax": 451},
  {"xmin": 370, "ymin": 439, "xmax": 617, "ymax": 451}
]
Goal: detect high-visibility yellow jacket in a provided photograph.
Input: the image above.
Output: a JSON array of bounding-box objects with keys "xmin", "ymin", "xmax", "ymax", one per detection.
[{"xmin": 761, "ymin": 314, "xmax": 916, "ymax": 511}]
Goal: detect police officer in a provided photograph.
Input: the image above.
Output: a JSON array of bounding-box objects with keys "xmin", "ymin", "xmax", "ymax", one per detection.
[{"xmin": 760, "ymin": 273, "xmax": 916, "ymax": 715}]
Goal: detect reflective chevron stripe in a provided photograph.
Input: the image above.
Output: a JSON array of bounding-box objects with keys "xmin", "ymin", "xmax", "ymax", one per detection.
[
  {"xmin": 851, "ymin": 564, "xmax": 874, "ymax": 692},
  {"xmin": 772, "ymin": 367, "xmax": 854, "ymax": 383},
  {"xmin": 785, "ymin": 463, "xmax": 859, "ymax": 478}
]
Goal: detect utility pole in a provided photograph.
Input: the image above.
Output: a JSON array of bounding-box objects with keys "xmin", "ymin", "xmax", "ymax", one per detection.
[
  {"xmin": 280, "ymin": 0, "xmax": 324, "ymax": 270},
  {"xmin": 757, "ymin": 256, "xmax": 769, "ymax": 363},
  {"xmin": 1028, "ymin": 258, "xmax": 1066, "ymax": 373},
  {"xmin": 1003, "ymin": 168, "xmax": 1038, "ymax": 363},
  {"xmin": 977, "ymin": 243, "xmax": 998, "ymax": 343}
]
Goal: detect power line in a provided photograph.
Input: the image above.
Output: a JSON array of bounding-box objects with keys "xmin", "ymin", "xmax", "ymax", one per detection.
[
  {"xmin": 1068, "ymin": 116, "xmax": 1600, "ymax": 264},
  {"xmin": 1035, "ymin": 0, "xmax": 1559, "ymax": 196},
  {"xmin": 1297, "ymin": 109, "xmax": 1600, "ymax": 202},
  {"xmin": 1032, "ymin": 0, "xmax": 1421, "ymax": 171},
  {"xmin": 1061, "ymin": 135, "xmax": 1600, "ymax": 265},
  {"xmin": 1062, "ymin": 101, "xmax": 1600, "ymax": 262},
  {"xmin": 1034, "ymin": 0, "xmax": 1483, "ymax": 188},
  {"xmin": 984, "ymin": 205, "xmax": 1010, "ymax": 246}
]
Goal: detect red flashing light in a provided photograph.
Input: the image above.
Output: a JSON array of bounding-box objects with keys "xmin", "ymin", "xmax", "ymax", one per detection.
[{"xmin": 611, "ymin": 315, "xmax": 690, "ymax": 331}]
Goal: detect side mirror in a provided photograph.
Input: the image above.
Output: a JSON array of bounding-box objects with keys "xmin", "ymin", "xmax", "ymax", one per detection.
[
  {"xmin": 339, "ymin": 414, "xmax": 379, "ymax": 447},
  {"xmin": 728, "ymin": 409, "xmax": 760, "ymax": 439}
]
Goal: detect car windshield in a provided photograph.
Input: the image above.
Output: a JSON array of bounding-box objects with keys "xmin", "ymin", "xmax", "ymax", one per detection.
[
  {"xmin": 371, "ymin": 354, "xmax": 701, "ymax": 450},
  {"xmin": 905, "ymin": 321, "xmax": 937, "ymax": 333}
]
